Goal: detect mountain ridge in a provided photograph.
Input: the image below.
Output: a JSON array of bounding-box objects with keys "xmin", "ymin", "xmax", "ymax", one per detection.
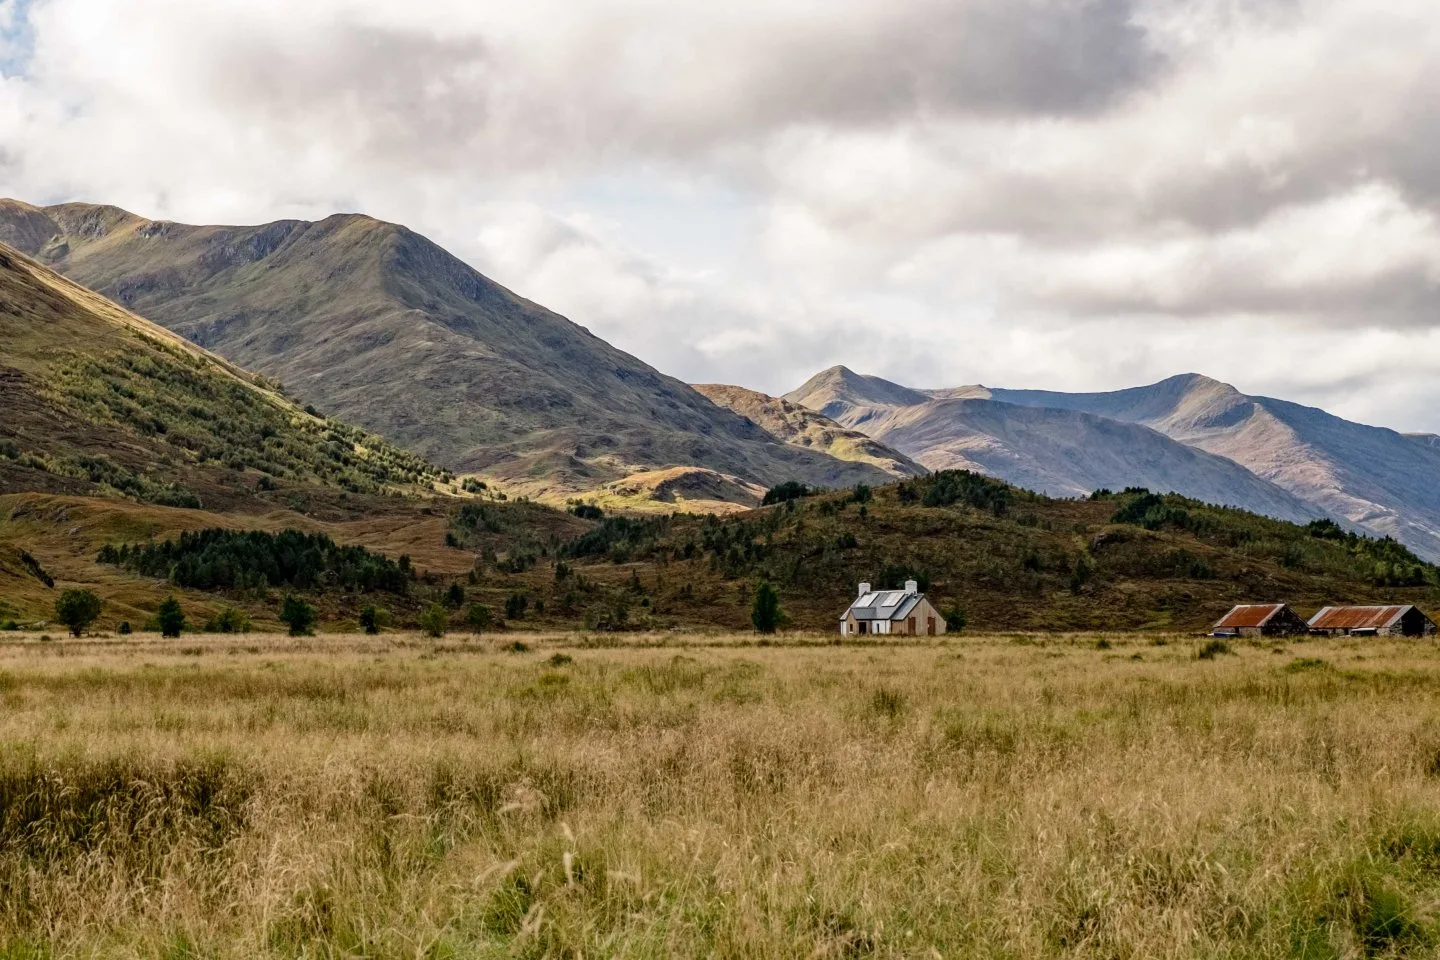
[{"xmin": 0, "ymin": 199, "xmax": 893, "ymax": 509}]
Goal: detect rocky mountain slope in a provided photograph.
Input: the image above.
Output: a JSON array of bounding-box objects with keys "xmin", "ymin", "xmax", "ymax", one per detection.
[
  {"xmin": 785, "ymin": 367, "xmax": 1325, "ymax": 526},
  {"xmin": 692, "ymin": 383, "xmax": 924, "ymax": 479},
  {"xmin": 970, "ymin": 374, "xmax": 1440, "ymax": 563},
  {"xmin": 0, "ymin": 200, "xmax": 890, "ymax": 507}
]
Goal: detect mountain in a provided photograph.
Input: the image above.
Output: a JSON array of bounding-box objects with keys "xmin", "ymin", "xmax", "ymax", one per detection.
[
  {"xmin": 691, "ymin": 383, "xmax": 924, "ymax": 479},
  {"xmin": 1408, "ymin": 433, "xmax": 1440, "ymax": 451},
  {"xmin": 969, "ymin": 374, "xmax": 1440, "ymax": 563},
  {"xmin": 785, "ymin": 367, "xmax": 1325, "ymax": 526},
  {"xmin": 0, "ymin": 239, "xmax": 444, "ymax": 508},
  {"xmin": 0, "ymin": 200, "xmax": 891, "ymax": 508}
]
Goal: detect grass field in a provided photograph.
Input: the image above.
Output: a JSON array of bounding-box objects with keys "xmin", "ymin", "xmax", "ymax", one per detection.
[{"xmin": 3, "ymin": 631, "xmax": 1440, "ymax": 958}]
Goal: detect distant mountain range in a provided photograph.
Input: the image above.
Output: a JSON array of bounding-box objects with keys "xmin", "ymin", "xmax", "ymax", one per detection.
[
  {"xmin": 0, "ymin": 199, "xmax": 890, "ymax": 510},
  {"xmin": 785, "ymin": 366, "xmax": 1440, "ymax": 562}
]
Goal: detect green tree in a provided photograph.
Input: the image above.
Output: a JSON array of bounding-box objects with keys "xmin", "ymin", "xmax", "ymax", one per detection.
[
  {"xmin": 444, "ymin": 583, "xmax": 466, "ymax": 608},
  {"xmin": 359, "ymin": 605, "xmax": 388, "ymax": 635},
  {"xmin": 420, "ymin": 603, "xmax": 448, "ymax": 638},
  {"xmin": 751, "ymin": 581, "xmax": 784, "ymax": 634},
  {"xmin": 279, "ymin": 594, "xmax": 317, "ymax": 637},
  {"xmin": 55, "ymin": 589, "xmax": 103, "ymax": 638},
  {"xmin": 156, "ymin": 597, "xmax": 186, "ymax": 638},
  {"xmin": 944, "ymin": 605, "xmax": 968, "ymax": 632},
  {"xmin": 505, "ymin": 592, "xmax": 528, "ymax": 621},
  {"xmin": 466, "ymin": 604, "xmax": 493, "ymax": 632}
]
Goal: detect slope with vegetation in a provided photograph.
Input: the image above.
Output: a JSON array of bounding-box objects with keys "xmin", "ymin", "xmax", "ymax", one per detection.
[{"xmin": 0, "ymin": 200, "xmax": 891, "ymax": 508}]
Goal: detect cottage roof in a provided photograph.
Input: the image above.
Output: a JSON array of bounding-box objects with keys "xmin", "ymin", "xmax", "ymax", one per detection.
[
  {"xmin": 1213, "ymin": 604, "xmax": 1289, "ymax": 630},
  {"xmin": 1308, "ymin": 605, "xmax": 1419, "ymax": 631},
  {"xmin": 843, "ymin": 590, "xmax": 924, "ymax": 622}
]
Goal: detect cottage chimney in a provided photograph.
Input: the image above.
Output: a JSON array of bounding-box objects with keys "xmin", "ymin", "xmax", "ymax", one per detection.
[
  {"xmin": 904, "ymin": 579, "xmax": 918, "ymax": 595},
  {"xmin": 858, "ymin": 582, "xmax": 871, "ymax": 598}
]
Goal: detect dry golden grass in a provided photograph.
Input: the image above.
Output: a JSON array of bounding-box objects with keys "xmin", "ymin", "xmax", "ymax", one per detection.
[{"xmin": 2, "ymin": 630, "xmax": 1440, "ymax": 958}]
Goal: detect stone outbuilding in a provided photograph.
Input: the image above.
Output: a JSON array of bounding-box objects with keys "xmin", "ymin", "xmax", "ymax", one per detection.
[
  {"xmin": 1211, "ymin": 603, "xmax": 1309, "ymax": 638},
  {"xmin": 1308, "ymin": 605, "xmax": 1437, "ymax": 638}
]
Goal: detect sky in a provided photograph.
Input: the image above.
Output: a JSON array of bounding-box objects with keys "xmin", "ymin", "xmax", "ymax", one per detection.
[{"xmin": 2, "ymin": 0, "xmax": 1439, "ymax": 432}]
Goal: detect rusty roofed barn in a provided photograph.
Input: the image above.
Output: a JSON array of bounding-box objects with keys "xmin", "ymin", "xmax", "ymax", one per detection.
[
  {"xmin": 1211, "ymin": 603, "xmax": 1309, "ymax": 638},
  {"xmin": 841, "ymin": 581, "xmax": 946, "ymax": 636},
  {"xmin": 1308, "ymin": 605, "xmax": 1437, "ymax": 638}
]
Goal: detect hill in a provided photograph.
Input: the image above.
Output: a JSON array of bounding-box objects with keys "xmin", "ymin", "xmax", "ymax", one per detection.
[
  {"xmin": 974, "ymin": 374, "xmax": 1440, "ymax": 563},
  {"xmin": 785, "ymin": 366, "xmax": 1324, "ymax": 526},
  {"xmin": 474, "ymin": 471, "xmax": 1439, "ymax": 633},
  {"xmin": 0, "ymin": 200, "xmax": 891, "ymax": 508},
  {"xmin": 692, "ymin": 383, "xmax": 924, "ymax": 479}
]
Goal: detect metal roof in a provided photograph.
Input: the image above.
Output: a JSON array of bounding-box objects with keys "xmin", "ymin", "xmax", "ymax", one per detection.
[
  {"xmin": 843, "ymin": 591, "xmax": 924, "ymax": 622},
  {"xmin": 1308, "ymin": 606, "xmax": 1418, "ymax": 631},
  {"xmin": 1213, "ymin": 604, "xmax": 1288, "ymax": 630}
]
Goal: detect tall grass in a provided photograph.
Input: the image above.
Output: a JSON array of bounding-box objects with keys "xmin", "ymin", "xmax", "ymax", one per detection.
[{"xmin": 1, "ymin": 632, "xmax": 1440, "ymax": 956}]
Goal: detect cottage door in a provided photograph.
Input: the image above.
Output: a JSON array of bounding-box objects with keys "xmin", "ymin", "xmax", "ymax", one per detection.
[
  {"xmin": 927, "ymin": 617, "xmax": 936, "ymax": 635},
  {"xmin": 907, "ymin": 616, "xmax": 916, "ymax": 634}
]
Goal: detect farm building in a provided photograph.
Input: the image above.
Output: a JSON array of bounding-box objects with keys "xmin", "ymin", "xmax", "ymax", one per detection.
[
  {"xmin": 1211, "ymin": 603, "xmax": 1309, "ymax": 638},
  {"xmin": 1308, "ymin": 605, "xmax": 1437, "ymax": 637},
  {"xmin": 840, "ymin": 581, "xmax": 946, "ymax": 636}
]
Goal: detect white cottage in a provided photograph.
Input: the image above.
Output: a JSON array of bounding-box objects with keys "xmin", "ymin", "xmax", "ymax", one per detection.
[{"xmin": 840, "ymin": 581, "xmax": 947, "ymax": 637}]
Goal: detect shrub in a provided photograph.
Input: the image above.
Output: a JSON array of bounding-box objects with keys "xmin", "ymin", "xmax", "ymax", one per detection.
[
  {"xmin": 359, "ymin": 605, "xmax": 388, "ymax": 635},
  {"xmin": 944, "ymin": 605, "xmax": 968, "ymax": 632},
  {"xmin": 570, "ymin": 503, "xmax": 604, "ymax": 520},
  {"xmin": 1, "ymin": 619, "xmax": 19, "ymax": 631},
  {"xmin": 751, "ymin": 581, "xmax": 784, "ymax": 634},
  {"xmin": 505, "ymin": 593, "xmax": 528, "ymax": 621},
  {"xmin": 205, "ymin": 606, "xmax": 251, "ymax": 634},
  {"xmin": 18, "ymin": 551, "xmax": 53, "ymax": 588},
  {"xmin": 54, "ymin": 589, "xmax": 103, "ymax": 638},
  {"xmin": 1197, "ymin": 638, "xmax": 1233, "ymax": 660},
  {"xmin": 156, "ymin": 597, "xmax": 186, "ymax": 638},
  {"xmin": 420, "ymin": 603, "xmax": 448, "ymax": 638},
  {"xmin": 444, "ymin": 583, "xmax": 466, "ymax": 608},
  {"xmin": 466, "ymin": 604, "xmax": 493, "ymax": 632},
  {"xmin": 117, "ymin": 621, "xmax": 132, "ymax": 635},
  {"xmin": 278, "ymin": 595, "xmax": 317, "ymax": 637}
]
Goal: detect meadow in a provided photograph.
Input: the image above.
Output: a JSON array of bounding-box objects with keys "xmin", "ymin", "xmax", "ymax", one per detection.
[{"xmin": 2, "ymin": 630, "xmax": 1440, "ymax": 958}]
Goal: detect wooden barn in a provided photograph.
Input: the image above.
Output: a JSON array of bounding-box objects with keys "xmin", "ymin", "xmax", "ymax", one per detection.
[
  {"xmin": 1211, "ymin": 603, "xmax": 1309, "ymax": 638},
  {"xmin": 840, "ymin": 581, "xmax": 946, "ymax": 637},
  {"xmin": 1308, "ymin": 605, "xmax": 1437, "ymax": 638}
]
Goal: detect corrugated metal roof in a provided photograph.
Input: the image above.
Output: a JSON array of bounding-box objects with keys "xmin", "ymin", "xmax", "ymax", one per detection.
[
  {"xmin": 1308, "ymin": 606, "xmax": 1412, "ymax": 631},
  {"xmin": 1213, "ymin": 604, "xmax": 1286, "ymax": 630},
  {"xmin": 844, "ymin": 591, "xmax": 924, "ymax": 622}
]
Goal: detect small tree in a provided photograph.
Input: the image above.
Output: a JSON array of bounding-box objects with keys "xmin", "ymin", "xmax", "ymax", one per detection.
[
  {"xmin": 359, "ymin": 605, "xmax": 388, "ymax": 635},
  {"xmin": 420, "ymin": 603, "xmax": 448, "ymax": 638},
  {"xmin": 751, "ymin": 581, "xmax": 784, "ymax": 634},
  {"xmin": 279, "ymin": 594, "xmax": 317, "ymax": 637},
  {"xmin": 466, "ymin": 604, "xmax": 493, "ymax": 632},
  {"xmin": 156, "ymin": 597, "xmax": 186, "ymax": 638},
  {"xmin": 944, "ymin": 604, "xmax": 968, "ymax": 632},
  {"xmin": 55, "ymin": 589, "xmax": 102, "ymax": 638},
  {"xmin": 444, "ymin": 583, "xmax": 466, "ymax": 608},
  {"xmin": 505, "ymin": 592, "xmax": 528, "ymax": 621}
]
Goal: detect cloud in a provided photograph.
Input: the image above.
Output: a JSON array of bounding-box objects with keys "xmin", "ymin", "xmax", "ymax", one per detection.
[{"xmin": 2, "ymin": 0, "xmax": 1440, "ymax": 431}]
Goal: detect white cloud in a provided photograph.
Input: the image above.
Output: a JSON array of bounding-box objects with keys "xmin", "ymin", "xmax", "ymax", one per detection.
[{"xmin": 2, "ymin": 0, "xmax": 1440, "ymax": 431}]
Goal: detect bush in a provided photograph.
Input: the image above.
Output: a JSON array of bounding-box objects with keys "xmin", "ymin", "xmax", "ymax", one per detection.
[
  {"xmin": 205, "ymin": 606, "xmax": 251, "ymax": 634},
  {"xmin": 55, "ymin": 589, "xmax": 103, "ymax": 638},
  {"xmin": 466, "ymin": 604, "xmax": 493, "ymax": 632},
  {"xmin": 944, "ymin": 605, "xmax": 968, "ymax": 632},
  {"xmin": 751, "ymin": 581, "xmax": 784, "ymax": 634},
  {"xmin": 117, "ymin": 621, "xmax": 132, "ymax": 635},
  {"xmin": 279, "ymin": 595, "xmax": 317, "ymax": 637},
  {"xmin": 1197, "ymin": 639, "xmax": 1234, "ymax": 660},
  {"xmin": 1, "ymin": 619, "xmax": 19, "ymax": 631},
  {"xmin": 420, "ymin": 603, "xmax": 448, "ymax": 638},
  {"xmin": 359, "ymin": 605, "xmax": 388, "ymax": 635},
  {"xmin": 570, "ymin": 503, "xmax": 604, "ymax": 520},
  {"xmin": 505, "ymin": 593, "xmax": 528, "ymax": 621},
  {"xmin": 156, "ymin": 597, "xmax": 186, "ymax": 638},
  {"xmin": 444, "ymin": 583, "xmax": 466, "ymax": 608}
]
